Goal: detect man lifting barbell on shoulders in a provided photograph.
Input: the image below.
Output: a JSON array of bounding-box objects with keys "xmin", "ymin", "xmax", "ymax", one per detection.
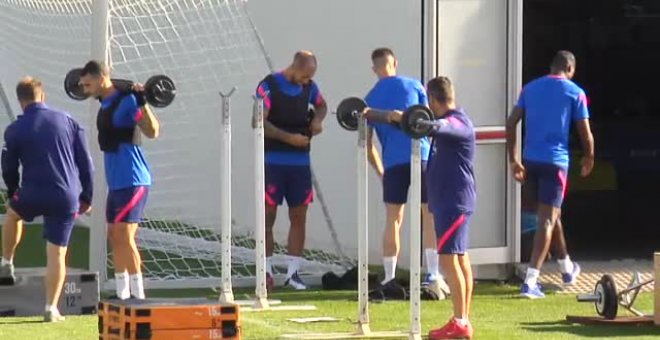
[{"xmin": 78, "ymin": 60, "xmax": 161, "ymax": 300}]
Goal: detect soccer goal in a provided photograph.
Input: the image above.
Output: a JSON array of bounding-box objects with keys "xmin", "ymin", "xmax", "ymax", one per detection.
[{"xmin": 0, "ymin": 0, "xmax": 353, "ymax": 291}]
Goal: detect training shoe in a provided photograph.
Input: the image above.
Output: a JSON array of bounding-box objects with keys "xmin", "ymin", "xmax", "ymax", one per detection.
[
  {"xmin": 266, "ymin": 272, "xmax": 275, "ymax": 292},
  {"xmin": 520, "ymin": 283, "xmax": 545, "ymax": 299},
  {"xmin": 428, "ymin": 318, "xmax": 471, "ymax": 339},
  {"xmin": 561, "ymin": 262, "xmax": 581, "ymax": 286},
  {"xmin": 44, "ymin": 310, "xmax": 65, "ymax": 323},
  {"xmin": 284, "ymin": 272, "xmax": 307, "ymax": 290},
  {"xmin": 422, "ymin": 273, "xmax": 451, "ymax": 299},
  {"xmin": 106, "ymin": 294, "xmax": 136, "ymax": 300},
  {"xmin": 0, "ymin": 263, "xmax": 15, "ymax": 285}
]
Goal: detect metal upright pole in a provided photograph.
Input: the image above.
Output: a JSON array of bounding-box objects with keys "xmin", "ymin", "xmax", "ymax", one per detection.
[{"xmin": 218, "ymin": 87, "xmax": 237, "ymax": 303}]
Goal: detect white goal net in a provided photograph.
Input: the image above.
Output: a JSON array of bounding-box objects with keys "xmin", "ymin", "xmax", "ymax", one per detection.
[{"xmin": 0, "ymin": 0, "xmax": 352, "ymax": 290}]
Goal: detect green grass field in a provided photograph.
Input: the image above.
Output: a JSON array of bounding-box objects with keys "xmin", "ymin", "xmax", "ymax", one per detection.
[
  {"xmin": 0, "ymin": 285, "xmax": 657, "ymax": 340},
  {"xmin": 1, "ymin": 223, "xmax": 658, "ymax": 339}
]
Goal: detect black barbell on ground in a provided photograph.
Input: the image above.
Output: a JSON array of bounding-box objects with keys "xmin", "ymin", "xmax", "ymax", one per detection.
[
  {"xmin": 64, "ymin": 68, "xmax": 176, "ymax": 108},
  {"xmin": 576, "ymin": 273, "xmax": 653, "ymax": 320},
  {"xmin": 335, "ymin": 97, "xmax": 438, "ymax": 139}
]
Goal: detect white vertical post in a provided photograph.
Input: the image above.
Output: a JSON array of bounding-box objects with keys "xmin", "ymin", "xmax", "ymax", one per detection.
[
  {"xmin": 424, "ymin": 0, "xmax": 438, "ymax": 83},
  {"xmin": 355, "ymin": 115, "xmax": 371, "ymax": 335},
  {"xmin": 507, "ymin": 0, "xmax": 523, "ymax": 263},
  {"xmin": 253, "ymin": 95, "xmax": 269, "ymax": 309},
  {"xmin": 89, "ymin": 0, "xmax": 109, "ymax": 282},
  {"xmin": 409, "ymin": 140, "xmax": 423, "ymax": 340},
  {"xmin": 218, "ymin": 88, "xmax": 236, "ymax": 303}
]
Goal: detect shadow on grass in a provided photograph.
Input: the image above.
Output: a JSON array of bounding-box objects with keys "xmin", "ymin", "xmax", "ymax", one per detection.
[
  {"xmin": 521, "ymin": 320, "xmax": 659, "ymax": 338},
  {"xmin": 0, "ymin": 319, "xmax": 43, "ymax": 325}
]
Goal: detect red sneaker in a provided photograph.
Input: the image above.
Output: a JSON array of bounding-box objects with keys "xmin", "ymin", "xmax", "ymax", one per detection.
[
  {"xmin": 467, "ymin": 320, "xmax": 474, "ymax": 339},
  {"xmin": 428, "ymin": 318, "xmax": 472, "ymax": 340},
  {"xmin": 266, "ymin": 272, "xmax": 275, "ymax": 292}
]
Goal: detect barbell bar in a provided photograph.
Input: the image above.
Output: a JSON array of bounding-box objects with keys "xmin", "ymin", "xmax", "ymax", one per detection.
[
  {"xmin": 64, "ymin": 68, "xmax": 176, "ymax": 108},
  {"xmin": 335, "ymin": 97, "xmax": 440, "ymax": 139}
]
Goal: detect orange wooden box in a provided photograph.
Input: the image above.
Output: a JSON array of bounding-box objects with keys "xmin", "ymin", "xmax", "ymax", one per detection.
[
  {"xmin": 98, "ymin": 298, "xmax": 240, "ymax": 340},
  {"xmin": 100, "ymin": 328, "xmax": 239, "ymax": 340}
]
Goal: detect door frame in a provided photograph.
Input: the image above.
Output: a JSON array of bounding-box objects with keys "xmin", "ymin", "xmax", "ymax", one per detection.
[{"xmin": 423, "ymin": 0, "xmax": 523, "ymax": 264}]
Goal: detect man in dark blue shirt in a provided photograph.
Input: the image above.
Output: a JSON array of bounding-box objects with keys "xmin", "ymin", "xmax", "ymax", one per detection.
[
  {"xmin": 0, "ymin": 77, "xmax": 94, "ymax": 322},
  {"xmin": 386, "ymin": 76, "xmax": 475, "ymax": 340},
  {"xmin": 254, "ymin": 51, "xmax": 328, "ymax": 290}
]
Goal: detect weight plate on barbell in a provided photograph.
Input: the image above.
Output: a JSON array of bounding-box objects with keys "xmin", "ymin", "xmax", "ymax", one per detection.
[
  {"xmin": 594, "ymin": 274, "xmax": 618, "ymax": 320},
  {"xmin": 64, "ymin": 68, "xmax": 88, "ymax": 101},
  {"xmin": 336, "ymin": 97, "xmax": 366, "ymax": 131},
  {"xmin": 145, "ymin": 75, "xmax": 176, "ymax": 108},
  {"xmin": 401, "ymin": 105, "xmax": 433, "ymax": 139}
]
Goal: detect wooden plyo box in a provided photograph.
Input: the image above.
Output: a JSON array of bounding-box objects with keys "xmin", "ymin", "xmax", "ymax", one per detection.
[{"xmin": 99, "ymin": 298, "xmax": 240, "ymax": 340}]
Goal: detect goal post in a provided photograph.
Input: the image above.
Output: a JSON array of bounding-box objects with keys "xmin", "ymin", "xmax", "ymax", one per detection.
[{"xmin": 0, "ymin": 0, "xmax": 354, "ymax": 291}]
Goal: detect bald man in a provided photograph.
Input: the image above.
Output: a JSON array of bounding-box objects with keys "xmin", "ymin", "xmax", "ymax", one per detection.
[
  {"xmin": 0, "ymin": 77, "xmax": 94, "ymax": 322},
  {"xmin": 254, "ymin": 51, "xmax": 328, "ymax": 290}
]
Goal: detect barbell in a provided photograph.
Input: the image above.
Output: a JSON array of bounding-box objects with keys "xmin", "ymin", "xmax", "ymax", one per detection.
[
  {"xmin": 64, "ymin": 68, "xmax": 176, "ymax": 108},
  {"xmin": 335, "ymin": 97, "xmax": 439, "ymax": 139},
  {"xmin": 576, "ymin": 273, "xmax": 654, "ymax": 320}
]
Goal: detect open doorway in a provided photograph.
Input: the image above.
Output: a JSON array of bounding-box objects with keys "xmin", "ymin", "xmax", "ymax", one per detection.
[{"xmin": 523, "ymin": 0, "xmax": 660, "ymax": 259}]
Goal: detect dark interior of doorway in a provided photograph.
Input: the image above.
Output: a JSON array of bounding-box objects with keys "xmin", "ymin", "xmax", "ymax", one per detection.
[{"xmin": 523, "ymin": 0, "xmax": 660, "ymax": 260}]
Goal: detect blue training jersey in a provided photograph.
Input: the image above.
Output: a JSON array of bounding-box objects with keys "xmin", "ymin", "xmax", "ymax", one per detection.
[
  {"xmin": 1, "ymin": 103, "xmax": 94, "ymax": 213},
  {"xmin": 426, "ymin": 109, "xmax": 476, "ymax": 214},
  {"xmin": 255, "ymin": 72, "xmax": 324, "ymax": 166},
  {"xmin": 516, "ymin": 75, "xmax": 590, "ymax": 169},
  {"xmin": 100, "ymin": 91, "xmax": 152, "ymax": 190},
  {"xmin": 364, "ymin": 76, "xmax": 431, "ymax": 169}
]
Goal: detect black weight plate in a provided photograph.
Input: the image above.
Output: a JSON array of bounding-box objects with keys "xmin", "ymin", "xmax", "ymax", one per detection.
[
  {"xmin": 594, "ymin": 274, "xmax": 618, "ymax": 320},
  {"xmin": 145, "ymin": 75, "xmax": 176, "ymax": 108},
  {"xmin": 401, "ymin": 105, "xmax": 433, "ymax": 139},
  {"xmin": 111, "ymin": 78, "xmax": 134, "ymax": 93},
  {"xmin": 64, "ymin": 68, "xmax": 88, "ymax": 100},
  {"xmin": 336, "ymin": 97, "xmax": 366, "ymax": 131}
]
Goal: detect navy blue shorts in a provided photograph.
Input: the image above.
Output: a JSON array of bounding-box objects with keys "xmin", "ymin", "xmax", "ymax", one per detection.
[
  {"xmin": 382, "ymin": 162, "xmax": 428, "ymax": 204},
  {"xmin": 9, "ymin": 191, "xmax": 76, "ymax": 247},
  {"xmin": 106, "ymin": 186, "xmax": 149, "ymax": 224},
  {"xmin": 434, "ymin": 210, "xmax": 471, "ymax": 255},
  {"xmin": 523, "ymin": 160, "xmax": 568, "ymax": 208},
  {"xmin": 265, "ymin": 164, "xmax": 313, "ymax": 207}
]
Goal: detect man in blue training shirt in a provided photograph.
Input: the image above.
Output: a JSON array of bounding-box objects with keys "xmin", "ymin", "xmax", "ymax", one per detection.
[
  {"xmin": 364, "ymin": 47, "xmax": 448, "ymax": 297},
  {"xmin": 0, "ymin": 77, "xmax": 94, "ymax": 322},
  {"xmin": 506, "ymin": 50, "xmax": 595, "ymax": 299},
  {"xmin": 79, "ymin": 61, "xmax": 161, "ymax": 300},
  {"xmin": 254, "ymin": 51, "xmax": 328, "ymax": 290},
  {"xmin": 381, "ymin": 76, "xmax": 475, "ymax": 339}
]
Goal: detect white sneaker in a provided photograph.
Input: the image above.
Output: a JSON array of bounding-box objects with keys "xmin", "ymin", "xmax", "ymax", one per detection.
[
  {"xmin": 422, "ymin": 273, "xmax": 450, "ymax": 298},
  {"xmin": 284, "ymin": 272, "xmax": 307, "ymax": 290},
  {"xmin": 44, "ymin": 310, "xmax": 65, "ymax": 323},
  {"xmin": 0, "ymin": 263, "xmax": 15, "ymax": 285}
]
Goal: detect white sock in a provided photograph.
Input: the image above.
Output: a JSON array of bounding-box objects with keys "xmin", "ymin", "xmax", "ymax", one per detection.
[
  {"xmin": 115, "ymin": 272, "xmax": 130, "ymax": 299},
  {"xmin": 425, "ymin": 248, "xmax": 440, "ymax": 279},
  {"xmin": 45, "ymin": 304, "xmax": 55, "ymax": 313},
  {"xmin": 1, "ymin": 257, "xmax": 12, "ymax": 266},
  {"xmin": 286, "ymin": 256, "xmax": 301, "ymax": 278},
  {"xmin": 266, "ymin": 257, "xmax": 273, "ymax": 275},
  {"xmin": 524, "ymin": 268, "xmax": 540, "ymax": 287},
  {"xmin": 454, "ymin": 317, "xmax": 468, "ymax": 327},
  {"xmin": 557, "ymin": 256, "xmax": 574, "ymax": 274},
  {"xmin": 382, "ymin": 256, "xmax": 397, "ymax": 284},
  {"xmin": 129, "ymin": 273, "xmax": 145, "ymax": 299}
]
